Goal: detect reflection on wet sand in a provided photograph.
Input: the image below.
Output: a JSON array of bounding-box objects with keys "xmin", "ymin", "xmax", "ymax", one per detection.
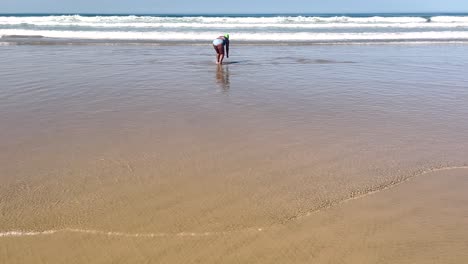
[
  {"xmin": 1, "ymin": 44, "xmax": 468, "ymax": 263},
  {"xmin": 216, "ymin": 64, "xmax": 230, "ymax": 91}
]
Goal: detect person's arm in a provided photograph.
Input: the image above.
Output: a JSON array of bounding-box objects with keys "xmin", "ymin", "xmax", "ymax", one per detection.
[{"xmin": 226, "ymin": 39, "xmax": 230, "ymax": 58}]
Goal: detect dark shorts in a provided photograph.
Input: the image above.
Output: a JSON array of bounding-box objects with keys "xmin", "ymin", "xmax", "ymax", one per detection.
[{"xmin": 213, "ymin": 44, "xmax": 224, "ymax": 55}]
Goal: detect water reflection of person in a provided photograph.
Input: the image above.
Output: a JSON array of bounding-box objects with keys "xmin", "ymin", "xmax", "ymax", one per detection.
[{"xmin": 216, "ymin": 65, "xmax": 230, "ymax": 91}]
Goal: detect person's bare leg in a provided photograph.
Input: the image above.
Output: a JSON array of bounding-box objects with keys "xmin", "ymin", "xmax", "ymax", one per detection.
[
  {"xmin": 214, "ymin": 45, "xmax": 220, "ymax": 64},
  {"xmin": 219, "ymin": 54, "xmax": 225, "ymax": 65}
]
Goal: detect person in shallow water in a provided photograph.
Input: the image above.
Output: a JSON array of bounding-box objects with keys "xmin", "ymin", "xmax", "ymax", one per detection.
[{"xmin": 213, "ymin": 34, "xmax": 230, "ymax": 64}]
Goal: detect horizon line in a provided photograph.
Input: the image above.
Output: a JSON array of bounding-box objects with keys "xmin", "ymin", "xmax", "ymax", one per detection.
[{"xmin": 1, "ymin": 11, "xmax": 468, "ymax": 16}]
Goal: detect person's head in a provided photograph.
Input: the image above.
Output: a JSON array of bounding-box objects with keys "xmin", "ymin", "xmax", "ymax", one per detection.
[{"xmin": 224, "ymin": 33, "xmax": 230, "ymax": 39}]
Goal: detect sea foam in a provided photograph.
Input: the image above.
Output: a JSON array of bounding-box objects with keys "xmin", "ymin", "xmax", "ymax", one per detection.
[{"xmin": 1, "ymin": 15, "xmax": 468, "ymax": 44}]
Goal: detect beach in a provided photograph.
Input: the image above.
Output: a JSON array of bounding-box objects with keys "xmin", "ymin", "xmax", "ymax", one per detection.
[{"xmin": 1, "ymin": 42, "xmax": 468, "ymax": 263}]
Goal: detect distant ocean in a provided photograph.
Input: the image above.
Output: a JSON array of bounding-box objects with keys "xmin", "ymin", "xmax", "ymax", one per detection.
[{"xmin": 1, "ymin": 13, "xmax": 468, "ymax": 44}]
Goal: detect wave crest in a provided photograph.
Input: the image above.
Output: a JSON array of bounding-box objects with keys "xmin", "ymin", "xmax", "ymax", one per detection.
[{"xmin": 0, "ymin": 15, "xmax": 438, "ymax": 25}]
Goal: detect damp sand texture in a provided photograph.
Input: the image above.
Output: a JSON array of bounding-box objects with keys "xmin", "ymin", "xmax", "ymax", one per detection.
[{"xmin": 1, "ymin": 44, "xmax": 468, "ymax": 263}]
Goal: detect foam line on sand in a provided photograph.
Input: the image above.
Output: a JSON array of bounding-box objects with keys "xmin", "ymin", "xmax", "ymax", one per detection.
[{"xmin": 1, "ymin": 165, "xmax": 468, "ymax": 239}]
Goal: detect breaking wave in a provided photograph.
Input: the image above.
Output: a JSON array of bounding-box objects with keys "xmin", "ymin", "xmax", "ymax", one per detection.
[{"xmin": 1, "ymin": 14, "xmax": 468, "ymax": 44}]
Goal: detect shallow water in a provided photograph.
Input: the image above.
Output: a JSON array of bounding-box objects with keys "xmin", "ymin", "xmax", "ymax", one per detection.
[{"xmin": 1, "ymin": 44, "xmax": 468, "ymax": 262}]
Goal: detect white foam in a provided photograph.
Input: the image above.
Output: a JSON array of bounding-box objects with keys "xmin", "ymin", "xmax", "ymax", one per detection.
[
  {"xmin": 0, "ymin": 15, "xmax": 431, "ymax": 25},
  {"xmin": 431, "ymin": 16, "xmax": 468, "ymax": 23},
  {"xmin": 2, "ymin": 21, "xmax": 468, "ymax": 29},
  {"xmin": 0, "ymin": 228, "xmax": 243, "ymax": 238},
  {"xmin": 1, "ymin": 15, "xmax": 467, "ymax": 42},
  {"xmin": 0, "ymin": 230, "xmax": 58, "ymax": 237},
  {"xmin": 3, "ymin": 15, "xmax": 468, "ymax": 29},
  {"xmin": 2, "ymin": 29, "xmax": 468, "ymax": 42}
]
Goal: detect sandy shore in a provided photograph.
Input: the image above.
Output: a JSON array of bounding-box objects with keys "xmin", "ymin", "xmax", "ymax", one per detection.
[
  {"xmin": 2, "ymin": 168, "xmax": 467, "ymax": 263},
  {"xmin": 1, "ymin": 44, "xmax": 468, "ymax": 263}
]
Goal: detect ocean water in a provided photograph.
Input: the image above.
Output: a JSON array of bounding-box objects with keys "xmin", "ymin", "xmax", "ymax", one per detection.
[{"xmin": 1, "ymin": 13, "xmax": 468, "ymax": 44}]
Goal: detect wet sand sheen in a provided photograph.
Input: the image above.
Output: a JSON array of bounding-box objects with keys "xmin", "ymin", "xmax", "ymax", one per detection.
[
  {"xmin": 2, "ymin": 168, "xmax": 468, "ymax": 263},
  {"xmin": 2, "ymin": 166, "xmax": 468, "ymax": 238},
  {"xmin": 1, "ymin": 44, "xmax": 468, "ymax": 262}
]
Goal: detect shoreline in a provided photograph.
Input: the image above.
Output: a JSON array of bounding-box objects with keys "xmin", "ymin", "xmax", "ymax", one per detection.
[
  {"xmin": 2, "ymin": 168, "xmax": 467, "ymax": 263},
  {"xmin": 3, "ymin": 36, "xmax": 468, "ymax": 46},
  {"xmin": 2, "ymin": 165, "xmax": 468, "ymax": 239}
]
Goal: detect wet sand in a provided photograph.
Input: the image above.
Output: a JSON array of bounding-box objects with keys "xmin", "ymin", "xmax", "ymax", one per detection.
[
  {"xmin": 2, "ymin": 168, "xmax": 468, "ymax": 263},
  {"xmin": 1, "ymin": 44, "xmax": 468, "ymax": 263}
]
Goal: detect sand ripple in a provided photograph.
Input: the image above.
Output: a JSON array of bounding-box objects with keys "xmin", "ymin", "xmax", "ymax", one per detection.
[{"xmin": 2, "ymin": 165, "xmax": 467, "ymax": 239}]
